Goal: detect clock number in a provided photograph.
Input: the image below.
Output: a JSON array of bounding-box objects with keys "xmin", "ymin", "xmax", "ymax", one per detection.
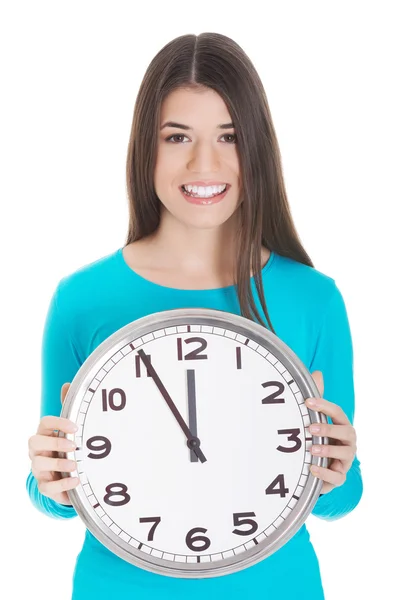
[
  {"xmin": 277, "ymin": 428, "xmax": 302, "ymax": 453},
  {"xmin": 104, "ymin": 483, "xmax": 131, "ymax": 506},
  {"xmin": 232, "ymin": 512, "xmax": 258, "ymax": 536},
  {"xmin": 86, "ymin": 435, "xmax": 112, "ymax": 459},
  {"xmin": 186, "ymin": 527, "xmax": 211, "ymax": 552},
  {"xmin": 177, "ymin": 337, "xmax": 208, "ymax": 361},
  {"xmin": 135, "ymin": 353, "xmax": 152, "ymax": 378},
  {"xmin": 265, "ymin": 474, "xmax": 290, "ymax": 498},
  {"xmin": 102, "ymin": 388, "xmax": 126, "ymax": 411},
  {"xmin": 261, "ymin": 381, "xmax": 285, "ymax": 404},
  {"xmin": 139, "ymin": 516, "xmax": 161, "ymax": 541}
]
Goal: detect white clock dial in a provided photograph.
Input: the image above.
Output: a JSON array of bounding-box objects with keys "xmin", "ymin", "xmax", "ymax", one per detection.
[{"xmin": 61, "ymin": 309, "xmax": 327, "ymax": 578}]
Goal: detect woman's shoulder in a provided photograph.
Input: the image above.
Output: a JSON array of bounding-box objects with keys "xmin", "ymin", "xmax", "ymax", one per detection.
[
  {"xmin": 54, "ymin": 247, "xmax": 122, "ymax": 310},
  {"xmin": 271, "ymin": 250, "xmax": 339, "ymax": 315}
]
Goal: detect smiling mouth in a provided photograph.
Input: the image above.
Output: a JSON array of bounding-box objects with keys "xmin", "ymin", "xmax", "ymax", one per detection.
[
  {"xmin": 179, "ymin": 184, "xmax": 230, "ymax": 206},
  {"xmin": 180, "ymin": 184, "xmax": 229, "ymax": 199}
]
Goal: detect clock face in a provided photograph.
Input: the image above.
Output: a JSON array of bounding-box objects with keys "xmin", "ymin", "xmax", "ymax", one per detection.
[{"xmin": 62, "ymin": 309, "xmax": 325, "ymax": 577}]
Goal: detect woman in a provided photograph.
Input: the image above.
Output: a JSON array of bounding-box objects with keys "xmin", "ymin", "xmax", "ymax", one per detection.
[{"xmin": 26, "ymin": 32, "xmax": 363, "ymax": 599}]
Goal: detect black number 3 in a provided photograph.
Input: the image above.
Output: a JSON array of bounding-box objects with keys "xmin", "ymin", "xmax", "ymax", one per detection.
[{"xmin": 276, "ymin": 428, "xmax": 302, "ymax": 453}]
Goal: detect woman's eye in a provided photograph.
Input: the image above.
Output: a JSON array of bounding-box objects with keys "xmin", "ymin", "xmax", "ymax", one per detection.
[
  {"xmin": 165, "ymin": 133, "xmax": 237, "ymax": 144},
  {"xmin": 166, "ymin": 134, "xmax": 188, "ymax": 143},
  {"xmin": 221, "ymin": 134, "xmax": 237, "ymax": 143}
]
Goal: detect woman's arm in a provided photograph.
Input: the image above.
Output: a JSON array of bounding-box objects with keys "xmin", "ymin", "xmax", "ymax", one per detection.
[
  {"xmin": 309, "ymin": 283, "xmax": 363, "ymax": 521},
  {"xmin": 26, "ymin": 280, "xmax": 79, "ymax": 520}
]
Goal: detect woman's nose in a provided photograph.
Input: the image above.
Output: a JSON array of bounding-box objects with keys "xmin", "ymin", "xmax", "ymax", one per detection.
[{"xmin": 188, "ymin": 141, "xmax": 221, "ymax": 171}]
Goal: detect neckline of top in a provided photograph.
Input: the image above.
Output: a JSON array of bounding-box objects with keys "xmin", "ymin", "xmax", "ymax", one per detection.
[{"xmin": 115, "ymin": 246, "xmax": 277, "ymax": 293}]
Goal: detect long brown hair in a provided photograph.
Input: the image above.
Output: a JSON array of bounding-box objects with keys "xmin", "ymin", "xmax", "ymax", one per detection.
[{"xmin": 125, "ymin": 32, "xmax": 314, "ymax": 335}]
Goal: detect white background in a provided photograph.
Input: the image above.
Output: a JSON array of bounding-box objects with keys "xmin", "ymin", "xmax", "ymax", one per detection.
[{"xmin": 2, "ymin": 1, "xmax": 399, "ymax": 598}]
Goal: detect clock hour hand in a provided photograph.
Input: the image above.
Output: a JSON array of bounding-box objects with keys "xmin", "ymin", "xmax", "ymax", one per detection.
[{"xmin": 137, "ymin": 349, "xmax": 207, "ymax": 463}]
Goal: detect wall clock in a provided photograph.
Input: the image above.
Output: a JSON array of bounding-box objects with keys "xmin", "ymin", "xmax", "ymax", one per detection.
[{"xmin": 58, "ymin": 308, "xmax": 329, "ymax": 578}]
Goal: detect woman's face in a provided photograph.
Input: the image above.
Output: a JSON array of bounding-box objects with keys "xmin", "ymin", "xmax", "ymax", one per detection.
[{"xmin": 154, "ymin": 87, "xmax": 241, "ymax": 231}]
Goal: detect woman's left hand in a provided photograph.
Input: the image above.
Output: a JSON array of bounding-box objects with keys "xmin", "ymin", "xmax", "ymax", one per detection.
[{"xmin": 305, "ymin": 370, "xmax": 357, "ymax": 495}]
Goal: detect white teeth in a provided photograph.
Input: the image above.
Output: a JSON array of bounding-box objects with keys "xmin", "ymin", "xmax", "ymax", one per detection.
[{"xmin": 182, "ymin": 183, "xmax": 227, "ymax": 197}]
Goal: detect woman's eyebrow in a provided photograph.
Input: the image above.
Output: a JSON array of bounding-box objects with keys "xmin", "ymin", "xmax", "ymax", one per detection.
[{"xmin": 160, "ymin": 121, "xmax": 234, "ymax": 131}]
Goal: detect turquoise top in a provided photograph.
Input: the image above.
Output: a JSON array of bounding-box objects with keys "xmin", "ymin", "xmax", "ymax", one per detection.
[{"xmin": 26, "ymin": 247, "xmax": 363, "ymax": 600}]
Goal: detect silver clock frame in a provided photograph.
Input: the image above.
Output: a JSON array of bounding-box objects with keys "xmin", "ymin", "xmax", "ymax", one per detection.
[{"xmin": 59, "ymin": 307, "xmax": 329, "ymax": 578}]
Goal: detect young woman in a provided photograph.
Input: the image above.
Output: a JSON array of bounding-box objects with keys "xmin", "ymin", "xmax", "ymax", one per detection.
[{"xmin": 26, "ymin": 32, "xmax": 363, "ymax": 599}]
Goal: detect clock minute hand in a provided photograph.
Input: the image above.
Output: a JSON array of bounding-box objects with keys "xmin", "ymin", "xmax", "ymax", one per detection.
[{"xmin": 137, "ymin": 349, "xmax": 207, "ymax": 463}]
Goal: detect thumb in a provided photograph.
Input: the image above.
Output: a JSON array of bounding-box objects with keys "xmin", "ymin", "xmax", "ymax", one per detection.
[
  {"xmin": 310, "ymin": 370, "xmax": 324, "ymax": 397},
  {"xmin": 61, "ymin": 382, "xmax": 71, "ymax": 405}
]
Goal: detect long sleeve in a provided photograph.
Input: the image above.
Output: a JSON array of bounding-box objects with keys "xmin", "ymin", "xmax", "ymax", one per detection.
[
  {"xmin": 309, "ymin": 282, "xmax": 363, "ymax": 521},
  {"xmin": 26, "ymin": 281, "xmax": 79, "ymax": 519}
]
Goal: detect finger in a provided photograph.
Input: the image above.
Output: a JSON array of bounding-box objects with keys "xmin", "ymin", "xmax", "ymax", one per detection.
[
  {"xmin": 308, "ymin": 423, "xmax": 355, "ymax": 445},
  {"xmin": 311, "ymin": 443, "xmax": 355, "ymax": 462},
  {"xmin": 32, "ymin": 455, "xmax": 77, "ymax": 479},
  {"xmin": 305, "ymin": 396, "xmax": 350, "ymax": 426},
  {"xmin": 61, "ymin": 382, "xmax": 71, "ymax": 404},
  {"xmin": 28, "ymin": 433, "xmax": 77, "ymax": 459},
  {"xmin": 38, "ymin": 475, "xmax": 80, "ymax": 497},
  {"xmin": 310, "ymin": 462, "xmax": 346, "ymax": 487},
  {"xmin": 37, "ymin": 415, "xmax": 78, "ymax": 436},
  {"xmin": 35, "ymin": 469, "xmax": 54, "ymax": 483}
]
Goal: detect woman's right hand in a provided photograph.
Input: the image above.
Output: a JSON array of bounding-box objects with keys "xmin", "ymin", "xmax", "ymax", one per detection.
[{"xmin": 28, "ymin": 382, "xmax": 80, "ymax": 506}]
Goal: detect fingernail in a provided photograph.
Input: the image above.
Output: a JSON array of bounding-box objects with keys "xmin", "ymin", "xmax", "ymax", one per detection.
[
  {"xmin": 306, "ymin": 398, "xmax": 317, "ymax": 406},
  {"xmin": 309, "ymin": 424, "xmax": 321, "ymax": 433},
  {"xmin": 70, "ymin": 423, "xmax": 78, "ymax": 432},
  {"xmin": 311, "ymin": 466, "xmax": 320, "ymax": 474}
]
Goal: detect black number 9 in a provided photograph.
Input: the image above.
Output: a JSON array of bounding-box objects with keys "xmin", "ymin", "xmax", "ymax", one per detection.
[{"xmin": 86, "ymin": 435, "xmax": 112, "ymax": 459}]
